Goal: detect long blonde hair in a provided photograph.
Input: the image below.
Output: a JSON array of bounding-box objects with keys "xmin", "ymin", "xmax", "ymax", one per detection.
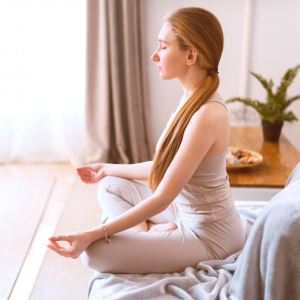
[{"xmin": 149, "ymin": 7, "xmax": 224, "ymax": 193}]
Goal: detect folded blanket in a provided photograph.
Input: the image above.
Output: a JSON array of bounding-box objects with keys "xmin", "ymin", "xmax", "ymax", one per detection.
[
  {"xmin": 86, "ymin": 204, "xmax": 263, "ymax": 300},
  {"xmin": 229, "ymin": 162, "xmax": 300, "ymax": 300}
]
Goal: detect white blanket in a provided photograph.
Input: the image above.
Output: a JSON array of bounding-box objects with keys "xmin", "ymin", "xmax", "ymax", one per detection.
[
  {"xmin": 87, "ymin": 163, "xmax": 300, "ymax": 300},
  {"xmin": 229, "ymin": 162, "xmax": 300, "ymax": 300}
]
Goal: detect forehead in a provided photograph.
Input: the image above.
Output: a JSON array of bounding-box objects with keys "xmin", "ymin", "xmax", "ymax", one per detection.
[{"xmin": 158, "ymin": 22, "xmax": 176, "ymax": 44}]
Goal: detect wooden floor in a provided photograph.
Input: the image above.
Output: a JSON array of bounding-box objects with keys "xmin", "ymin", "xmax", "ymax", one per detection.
[{"xmin": 0, "ymin": 163, "xmax": 77, "ymax": 300}]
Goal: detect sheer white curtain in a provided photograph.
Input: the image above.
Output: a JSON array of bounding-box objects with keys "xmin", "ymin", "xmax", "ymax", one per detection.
[{"xmin": 0, "ymin": 0, "xmax": 87, "ymax": 166}]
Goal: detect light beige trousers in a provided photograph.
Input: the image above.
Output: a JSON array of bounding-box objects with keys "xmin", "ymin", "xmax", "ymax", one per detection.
[{"xmin": 81, "ymin": 176, "xmax": 244, "ymax": 274}]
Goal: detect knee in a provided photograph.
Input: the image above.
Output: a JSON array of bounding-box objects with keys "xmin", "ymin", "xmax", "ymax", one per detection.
[
  {"xmin": 81, "ymin": 239, "xmax": 114, "ymax": 273},
  {"xmin": 81, "ymin": 254, "xmax": 102, "ymax": 273},
  {"xmin": 98, "ymin": 176, "xmax": 115, "ymax": 192},
  {"xmin": 81, "ymin": 250, "xmax": 92, "ymax": 269},
  {"xmin": 97, "ymin": 176, "xmax": 118, "ymax": 201},
  {"xmin": 97, "ymin": 175, "xmax": 131, "ymax": 201},
  {"xmin": 80, "ymin": 242, "xmax": 103, "ymax": 272}
]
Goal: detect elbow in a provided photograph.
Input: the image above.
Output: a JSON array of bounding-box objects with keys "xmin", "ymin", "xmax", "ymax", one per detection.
[
  {"xmin": 150, "ymin": 189, "xmax": 174, "ymax": 215},
  {"xmin": 153, "ymin": 194, "xmax": 171, "ymax": 214},
  {"xmin": 160, "ymin": 201, "xmax": 170, "ymax": 212}
]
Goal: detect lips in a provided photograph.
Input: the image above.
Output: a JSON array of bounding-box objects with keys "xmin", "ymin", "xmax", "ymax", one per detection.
[{"xmin": 157, "ymin": 66, "xmax": 161, "ymax": 70}]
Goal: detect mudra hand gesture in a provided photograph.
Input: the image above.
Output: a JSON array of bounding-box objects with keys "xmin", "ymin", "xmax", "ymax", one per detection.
[
  {"xmin": 76, "ymin": 163, "xmax": 106, "ymax": 184},
  {"xmin": 47, "ymin": 231, "xmax": 94, "ymax": 259}
]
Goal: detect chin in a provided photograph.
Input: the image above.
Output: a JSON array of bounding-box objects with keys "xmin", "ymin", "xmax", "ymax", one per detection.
[{"xmin": 160, "ymin": 73, "xmax": 173, "ymax": 80}]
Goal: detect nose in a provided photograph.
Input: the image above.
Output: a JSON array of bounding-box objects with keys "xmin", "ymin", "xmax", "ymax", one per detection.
[{"xmin": 151, "ymin": 50, "xmax": 159, "ymax": 62}]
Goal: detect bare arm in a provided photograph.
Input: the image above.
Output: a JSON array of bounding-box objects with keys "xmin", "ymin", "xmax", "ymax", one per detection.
[
  {"xmin": 104, "ymin": 161, "xmax": 153, "ymax": 180},
  {"xmin": 76, "ymin": 160, "xmax": 153, "ymax": 184}
]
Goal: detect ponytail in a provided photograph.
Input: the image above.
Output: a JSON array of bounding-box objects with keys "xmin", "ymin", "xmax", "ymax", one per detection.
[{"xmin": 149, "ymin": 7, "xmax": 223, "ymax": 193}]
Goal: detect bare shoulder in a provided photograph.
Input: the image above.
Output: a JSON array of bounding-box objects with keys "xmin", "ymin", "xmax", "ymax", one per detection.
[
  {"xmin": 189, "ymin": 100, "xmax": 229, "ymax": 129},
  {"xmin": 187, "ymin": 100, "xmax": 230, "ymax": 157}
]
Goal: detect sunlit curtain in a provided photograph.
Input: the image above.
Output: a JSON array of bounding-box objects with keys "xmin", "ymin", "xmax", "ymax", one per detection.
[{"xmin": 0, "ymin": 1, "xmax": 87, "ymax": 166}]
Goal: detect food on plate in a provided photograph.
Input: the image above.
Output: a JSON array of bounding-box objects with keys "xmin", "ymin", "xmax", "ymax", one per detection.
[
  {"xmin": 226, "ymin": 153, "xmax": 240, "ymax": 165},
  {"xmin": 226, "ymin": 147, "xmax": 260, "ymax": 166}
]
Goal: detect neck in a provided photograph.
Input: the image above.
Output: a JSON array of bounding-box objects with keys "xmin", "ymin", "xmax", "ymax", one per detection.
[{"xmin": 178, "ymin": 64, "xmax": 211, "ymax": 103}]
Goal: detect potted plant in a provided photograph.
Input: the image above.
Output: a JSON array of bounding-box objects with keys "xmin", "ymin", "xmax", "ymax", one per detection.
[{"xmin": 226, "ymin": 64, "xmax": 300, "ymax": 142}]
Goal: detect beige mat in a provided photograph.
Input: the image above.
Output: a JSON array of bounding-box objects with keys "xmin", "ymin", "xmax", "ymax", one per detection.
[
  {"xmin": 0, "ymin": 176, "xmax": 55, "ymax": 300},
  {"xmin": 29, "ymin": 178, "xmax": 102, "ymax": 300}
]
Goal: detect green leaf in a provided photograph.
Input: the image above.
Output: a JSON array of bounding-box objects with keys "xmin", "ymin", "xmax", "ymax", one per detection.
[
  {"xmin": 263, "ymin": 111, "xmax": 283, "ymax": 123},
  {"xmin": 268, "ymin": 79, "xmax": 274, "ymax": 89},
  {"xmin": 249, "ymin": 71, "xmax": 274, "ymax": 101},
  {"xmin": 275, "ymin": 64, "xmax": 300, "ymax": 103},
  {"xmin": 281, "ymin": 110, "xmax": 298, "ymax": 122},
  {"xmin": 226, "ymin": 97, "xmax": 269, "ymax": 118},
  {"xmin": 281, "ymin": 94, "xmax": 300, "ymax": 110}
]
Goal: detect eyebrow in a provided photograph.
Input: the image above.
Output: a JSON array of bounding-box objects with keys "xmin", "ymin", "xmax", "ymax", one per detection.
[{"xmin": 158, "ymin": 39, "xmax": 168, "ymax": 44}]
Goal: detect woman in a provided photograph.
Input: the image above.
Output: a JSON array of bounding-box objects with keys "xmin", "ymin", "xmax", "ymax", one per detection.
[{"xmin": 47, "ymin": 7, "xmax": 244, "ymax": 274}]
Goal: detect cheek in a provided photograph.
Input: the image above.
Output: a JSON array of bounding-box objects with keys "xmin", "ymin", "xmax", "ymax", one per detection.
[
  {"xmin": 164, "ymin": 51, "xmax": 176, "ymax": 63},
  {"xmin": 167, "ymin": 58, "xmax": 185, "ymax": 78},
  {"xmin": 162, "ymin": 52, "xmax": 180, "ymax": 70}
]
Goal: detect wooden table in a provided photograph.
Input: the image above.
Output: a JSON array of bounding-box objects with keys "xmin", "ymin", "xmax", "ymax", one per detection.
[{"xmin": 228, "ymin": 127, "xmax": 300, "ymax": 188}]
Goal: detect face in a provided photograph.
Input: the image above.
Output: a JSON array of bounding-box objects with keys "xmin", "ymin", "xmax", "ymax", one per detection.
[{"xmin": 151, "ymin": 22, "xmax": 191, "ymax": 80}]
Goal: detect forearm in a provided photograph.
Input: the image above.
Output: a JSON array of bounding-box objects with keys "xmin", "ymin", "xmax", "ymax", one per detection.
[
  {"xmin": 85, "ymin": 194, "xmax": 166, "ymax": 243},
  {"xmin": 103, "ymin": 161, "xmax": 153, "ymax": 180}
]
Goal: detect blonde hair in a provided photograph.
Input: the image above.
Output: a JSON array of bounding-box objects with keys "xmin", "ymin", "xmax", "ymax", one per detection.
[{"xmin": 149, "ymin": 7, "xmax": 224, "ymax": 193}]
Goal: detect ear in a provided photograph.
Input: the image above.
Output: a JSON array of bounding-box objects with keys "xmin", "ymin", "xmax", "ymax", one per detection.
[{"xmin": 186, "ymin": 49, "xmax": 198, "ymax": 66}]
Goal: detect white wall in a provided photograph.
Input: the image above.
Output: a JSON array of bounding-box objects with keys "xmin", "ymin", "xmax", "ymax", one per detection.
[
  {"xmin": 144, "ymin": 0, "xmax": 300, "ymax": 155},
  {"xmin": 250, "ymin": 0, "xmax": 300, "ymax": 151}
]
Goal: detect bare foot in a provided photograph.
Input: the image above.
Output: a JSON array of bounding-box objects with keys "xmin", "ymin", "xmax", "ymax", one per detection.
[{"xmin": 147, "ymin": 221, "xmax": 178, "ymax": 232}]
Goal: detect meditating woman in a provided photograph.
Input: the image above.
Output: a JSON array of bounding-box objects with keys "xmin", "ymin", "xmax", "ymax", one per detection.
[{"xmin": 47, "ymin": 7, "xmax": 244, "ymax": 274}]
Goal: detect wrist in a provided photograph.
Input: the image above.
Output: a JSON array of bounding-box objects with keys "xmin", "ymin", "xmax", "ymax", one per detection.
[
  {"xmin": 85, "ymin": 225, "xmax": 105, "ymax": 243},
  {"xmin": 103, "ymin": 163, "xmax": 112, "ymax": 177}
]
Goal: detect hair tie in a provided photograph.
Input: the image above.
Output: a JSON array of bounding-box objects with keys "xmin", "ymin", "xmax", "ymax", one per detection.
[{"xmin": 208, "ymin": 67, "xmax": 219, "ymax": 76}]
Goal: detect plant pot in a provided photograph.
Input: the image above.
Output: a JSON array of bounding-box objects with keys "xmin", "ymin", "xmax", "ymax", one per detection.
[{"xmin": 261, "ymin": 120, "xmax": 283, "ymax": 142}]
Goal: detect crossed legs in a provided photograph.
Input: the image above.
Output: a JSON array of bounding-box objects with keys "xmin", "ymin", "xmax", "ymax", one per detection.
[
  {"xmin": 97, "ymin": 176, "xmax": 179, "ymax": 232},
  {"xmin": 80, "ymin": 176, "xmax": 211, "ymax": 274}
]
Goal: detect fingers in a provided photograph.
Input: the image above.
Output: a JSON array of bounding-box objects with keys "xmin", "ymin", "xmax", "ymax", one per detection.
[
  {"xmin": 77, "ymin": 170, "xmax": 101, "ymax": 184},
  {"xmin": 47, "ymin": 232, "xmax": 87, "ymax": 259},
  {"xmin": 76, "ymin": 165, "xmax": 94, "ymax": 172},
  {"xmin": 47, "ymin": 241, "xmax": 78, "ymax": 258},
  {"xmin": 76, "ymin": 171, "xmax": 92, "ymax": 183},
  {"xmin": 76, "ymin": 169, "xmax": 95, "ymax": 179},
  {"xmin": 76, "ymin": 169, "xmax": 92, "ymax": 176},
  {"xmin": 78, "ymin": 170, "xmax": 97, "ymax": 178},
  {"xmin": 77, "ymin": 172, "xmax": 90, "ymax": 181},
  {"xmin": 48, "ymin": 234, "xmax": 71, "ymax": 242},
  {"xmin": 76, "ymin": 170, "xmax": 91, "ymax": 179}
]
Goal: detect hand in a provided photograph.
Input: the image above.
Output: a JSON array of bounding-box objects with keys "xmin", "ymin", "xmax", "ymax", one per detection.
[
  {"xmin": 47, "ymin": 231, "xmax": 93, "ymax": 259},
  {"xmin": 76, "ymin": 163, "xmax": 106, "ymax": 184}
]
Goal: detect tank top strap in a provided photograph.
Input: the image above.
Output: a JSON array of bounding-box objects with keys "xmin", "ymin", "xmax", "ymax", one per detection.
[
  {"xmin": 206, "ymin": 94, "xmax": 228, "ymax": 111},
  {"xmin": 173, "ymin": 94, "xmax": 227, "ymax": 115}
]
